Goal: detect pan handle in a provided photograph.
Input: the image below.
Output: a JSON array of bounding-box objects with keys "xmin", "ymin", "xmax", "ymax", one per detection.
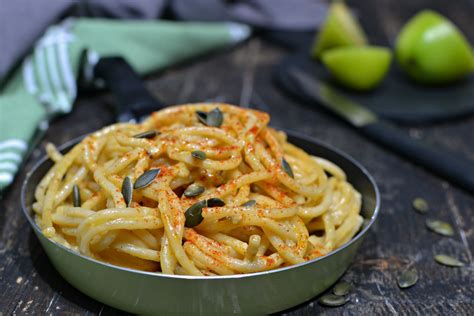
[{"xmin": 94, "ymin": 56, "xmax": 166, "ymax": 122}]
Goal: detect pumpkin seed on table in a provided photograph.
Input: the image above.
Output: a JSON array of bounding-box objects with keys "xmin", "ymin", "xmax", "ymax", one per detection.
[
  {"xmin": 133, "ymin": 130, "xmax": 159, "ymax": 139},
  {"xmin": 426, "ymin": 219, "xmax": 454, "ymax": 237},
  {"xmin": 185, "ymin": 200, "xmax": 207, "ymax": 227},
  {"xmin": 121, "ymin": 176, "xmax": 133, "ymax": 207},
  {"xmin": 412, "ymin": 198, "xmax": 429, "ymax": 213},
  {"xmin": 397, "ymin": 269, "xmax": 418, "ymax": 289},
  {"xmin": 72, "ymin": 185, "xmax": 81, "ymax": 207},
  {"xmin": 332, "ymin": 281, "xmax": 352, "ymax": 296},
  {"xmin": 319, "ymin": 294, "xmax": 349, "ymax": 307},
  {"xmin": 281, "ymin": 158, "xmax": 294, "ymax": 178},
  {"xmin": 184, "ymin": 183, "xmax": 205, "ymax": 198},
  {"xmin": 191, "ymin": 150, "xmax": 207, "ymax": 160},
  {"xmin": 241, "ymin": 200, "xmax": 256, "ymax": 207},
  {"xmin": 434, "ymin": 254, "xmax": 465, "ymax": 267}
]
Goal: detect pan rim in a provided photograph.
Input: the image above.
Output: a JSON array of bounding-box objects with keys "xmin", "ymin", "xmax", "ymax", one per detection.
[{"xmin": 20, "ymin": 129, "xmax": 380, "ymax": 280}]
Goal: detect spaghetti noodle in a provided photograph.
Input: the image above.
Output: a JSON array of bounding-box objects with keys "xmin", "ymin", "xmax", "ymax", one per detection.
[{"xmin": 33, "ymin": 103, "xmax": 363, "ymax": 276}]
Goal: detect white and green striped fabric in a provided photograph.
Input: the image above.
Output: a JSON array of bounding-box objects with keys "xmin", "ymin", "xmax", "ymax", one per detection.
[
  {"xmin": 0, "ymin": 140, "xmax": 28, "ymax": 185},
  {"xmin": 22, "ymin": 23, "xmax": 80, "ymax": 115},
  {"xmin": 0, "ymin": 18, "xmax": 250, "ymax": 191}
]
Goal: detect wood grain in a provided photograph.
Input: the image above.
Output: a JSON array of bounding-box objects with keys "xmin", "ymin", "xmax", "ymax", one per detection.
[{"xmin": 1, "ymin": 1, "xmax": 473, "ymax": 314}]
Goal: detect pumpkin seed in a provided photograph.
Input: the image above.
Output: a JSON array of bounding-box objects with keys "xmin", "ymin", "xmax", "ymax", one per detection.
[
  {"xmin": 413, "ymin": 198, "xmax": 429, "ymax": 213},
  {"xmin": 185, "ymin": 200, "xmax": 207, "ymax": 227},
  {"xmin": 196, "ymin": 108, "xmax": 223, "ymax": 127},
  {"xmin": 397, "ymin": 269, "xmax": 418, "ymax": 289},
  {"xmin": 281, "ymin": 158, "xmax": 294, "ymax": 178},
  {"xmin": 72, "ymin": 185, "xmax": 81, "ymax": 207},
  {"xmin": 133, "ymin": 130, "xmax": 159, "ymax": 139},
  {"xmin": 434, "ymin": 254, "xmax": 465, "ymax": 267},
  {"xmin": 134, "ymin": 169, "xmax": 161, "ymax": 190},
  {"xmin": 241, "ymin": 200, "xmax": 256, "ymax": 207},
  {"xmin": 206, "ymin": 108, "xmax": 223, "ymax": 127},
  {"xmin": 184, "ymin": 183, "xmax": 205, "ymax": 198},
  {"xmin": 332, "ymin": 281, "xmax": 352, "ymax": 296},
  {"xmin": 122, "ymin": 176, "xmax": 133, "ymax": 207},
  {"xmin": 196, "ymin": 111, "xmax": 208, "ymax": 125},
  {"xmin": 318, "ymin": 294, "xmax": 349, "ymax": 307},
  {"xmin": 207, "ymin": 198, "xmax": 225, "ymax": 207},
  {"xmin": 426, "ymin": 219, "xmax": 454, "ymax": 237},
  {"xmin": 191, "ymin": 150, "xmax": 206, "ymax": 160}
]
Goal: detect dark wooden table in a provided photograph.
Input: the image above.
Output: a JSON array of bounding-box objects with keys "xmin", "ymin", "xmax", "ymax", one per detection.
[{"xmin": 1, "ymin": 1, "xmax": 473, "ymax": 314}]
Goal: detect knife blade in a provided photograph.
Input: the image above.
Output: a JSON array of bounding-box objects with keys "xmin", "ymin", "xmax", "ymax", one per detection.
[
  {"xmin": 288, "ymin": 68, "xmax": 378, "ymax": 127},
  {"xmin": 287, "ymin": 67, "xmax": 474, "ymax": 193}
]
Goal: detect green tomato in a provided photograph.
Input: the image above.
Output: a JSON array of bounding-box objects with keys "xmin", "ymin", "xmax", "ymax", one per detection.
[
  {"xmin": 396, "ymin": 10, "xmax": 472, "ymax": 84},
  {"xmin": 311, "ymin": 1, "xmax": 368, "ymax": 59},
  {"xmin": 322, "ymin": 46, "xmax": 392, "ymax": 91}
]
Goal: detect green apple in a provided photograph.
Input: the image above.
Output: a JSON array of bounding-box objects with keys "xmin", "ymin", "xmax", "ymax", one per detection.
[
  {"xmin": 311, "ymin": 1, "xmax": 368, "ymax": 59},
  {"xmin": 396, "ymin": 10, "xmax": 473, "ymax": 84},
  {"xmin": 322, "ymin": 46, "xmax": 392, "ymax": 91},
  {"xmin": 469, "ymin": 49, "xmax": 474, "ymax": 71}
]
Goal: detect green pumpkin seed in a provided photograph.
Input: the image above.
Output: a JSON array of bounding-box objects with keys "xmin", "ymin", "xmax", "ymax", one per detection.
[
  {"xmin": 191, "ymin": 150, "xmax": 207, "ymax": 160},
  {"xmin": 196, "ymin": 108, "xmax": 223, "ymax": 127},
  {"xmin": 206, "ymin": 108, "xmax": 224, "ymax": 127},
  {"xmin": 318, "ymin": 294, "xmax": 349, "ymax": 307},
  {"xmin": 426, "ymin": 219, "xmax": 454, "ymax": 237},
  {"xmin": 196, "ymin": 111, "xmax": 208, "ymax": 125},
  {"xmin": 207, "ymin": 198, "xmax": 225, "ymax": 207},
  {"xmin": 397, "ymin": 269, "xmax": 418, "ymax": 289},
  {"xmin": 185, "ymin": 200, "xmax": 207, "ymax": 227},
  {"xmin": 72, "ymin": 185, "xmax": 81, "ymax": 207},
  {"xmin": 133, "ymin": 130, "xmax": 159, "ymax": 139},
  {"xmin": 332, "ymin": 281, "xmax": 352, "ymax": 296},
  {"xmin": 122, "ymin": 176, "xmax": 133, "ymax": 207},
  {"xmin": 434, "ymin": 254, "xmax": 465, "ymax": 267},
  {"xmin": 413, "ymin": 198, "xmax": 429, "ymax": 213},
  {"xmin": 241, "ymin": 200, "xmax": 256, "ymax": 207},
  {"xmin": 281, "ymin": 158, "xmax": 294, "ymax": 178},
  {"xmin": 184, "ymin": 183, "xmax": 205, "ymax": 198},
  {"xmin": 134, "ymin": 169, "xmax": 161, "ymax": 190}
]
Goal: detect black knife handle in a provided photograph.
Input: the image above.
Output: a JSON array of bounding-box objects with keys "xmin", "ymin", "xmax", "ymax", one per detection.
[
  {"xmin": 360, "ymin": 120, "xmax": 474, "ymax": 194},
  {"xmin": 94, "ymin": 56, "xmax": 165, "ymax": 121}
]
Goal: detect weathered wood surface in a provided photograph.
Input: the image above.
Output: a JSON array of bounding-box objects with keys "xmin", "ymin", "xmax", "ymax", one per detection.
[{"xmin": 1, "ymin": 0, "xmax": 473, "ymax": 314}]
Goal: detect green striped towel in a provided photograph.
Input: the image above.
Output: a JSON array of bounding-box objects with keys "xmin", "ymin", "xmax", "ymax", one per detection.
[{"xmin": 0, "ymin": 18, "xmax": 250, "ymax": 191}]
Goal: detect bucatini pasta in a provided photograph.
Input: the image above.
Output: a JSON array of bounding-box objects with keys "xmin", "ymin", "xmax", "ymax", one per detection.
[{"xmin": 33, "ymin": 103, "xmax": 363, "ymax": 276}]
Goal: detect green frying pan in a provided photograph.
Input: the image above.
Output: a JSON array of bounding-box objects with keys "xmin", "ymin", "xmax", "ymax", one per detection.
[{"xmin": 21, "ymin": 130, "xmax": 380, "ymax": 315}]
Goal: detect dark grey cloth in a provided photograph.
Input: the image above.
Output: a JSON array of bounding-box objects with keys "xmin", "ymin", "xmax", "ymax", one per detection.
[
  {"xmin": 172, "ymin": 0, "xmax": 327, "ymax": 31},
  {"xmin": 0, "ymin": 0, "xmax": 69, "ymax": 83},
  {"xmin": 75, "ymin": 0, "xmax": 165, "ymax": 19},
  {"xmin": 0, "ymin": 0, "xmax": 326, "ymax": 84},
  {"xmin": 0, "ymin": 0, "xmax": 165, "ymax": 83}
]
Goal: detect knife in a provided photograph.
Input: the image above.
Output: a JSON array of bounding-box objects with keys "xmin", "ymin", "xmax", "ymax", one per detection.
[
  {"xmin": 288, "ymin": 68, "xmax": 474, "ymax": 194},
  {"xmin": 94, "ymin": 56, "xmax": 167, "ymax": 122}
]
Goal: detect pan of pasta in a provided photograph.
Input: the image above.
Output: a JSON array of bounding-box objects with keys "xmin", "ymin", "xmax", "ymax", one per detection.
[{"xmin": 21, "ymin": 103, "xmax": 379, "ymax": 315}]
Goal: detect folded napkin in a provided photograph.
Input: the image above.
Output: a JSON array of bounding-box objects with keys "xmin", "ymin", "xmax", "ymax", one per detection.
[{"xmin": 0, "ymin": 18, "xmax": 250, "ymax": 191}]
